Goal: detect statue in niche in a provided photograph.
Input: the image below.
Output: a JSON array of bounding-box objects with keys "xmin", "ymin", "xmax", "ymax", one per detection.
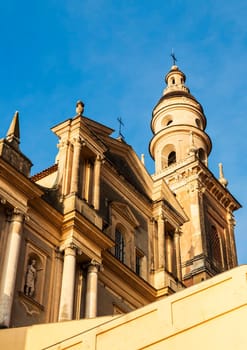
[{"xmin": 24, "ymin": 259, "xmax": 37, "ymax": 297}]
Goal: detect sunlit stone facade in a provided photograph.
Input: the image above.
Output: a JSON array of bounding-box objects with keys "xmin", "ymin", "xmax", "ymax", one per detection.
[{"xmin": 0, "ymin": 65, "xmax": 240, "ymax": 332}]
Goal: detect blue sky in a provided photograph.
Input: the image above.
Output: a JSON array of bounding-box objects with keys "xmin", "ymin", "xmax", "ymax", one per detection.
[{"xmin": 0, "ymin": 0, "xmax": 246, "ymax": 264}]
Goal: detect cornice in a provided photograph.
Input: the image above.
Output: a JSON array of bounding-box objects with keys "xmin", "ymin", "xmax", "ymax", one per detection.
[
  {"xmin": 153, "ymin": 90, "xmax": 204, "ymax": 113},
  {"xmin": 102, "ymin": 251, "xmax": 157, "ymax": 302},
  {"xmin": 0, "ymin": 158, "xmax": 43, "ymax": 200},
  {"xmin": 152, "ymin": 199, "xmax": 188, "ymax": 227},
  {"xmin": 198, "ymin": 169, "xmax": 241, "ymax": 211},
  {"xmin": 62, "ymin": 209, "xmax": 114, "ymax": 251},
  {"xmin": 28, "ymin": 197, "xmax": 63, "ymax": 230},
  {"xmin": 102, "ymin": 251, "xmax": 181, "ymax": 302},
  {"xmin": 161, "ymin": 159, "xmax": 241, "ymax": 212}
]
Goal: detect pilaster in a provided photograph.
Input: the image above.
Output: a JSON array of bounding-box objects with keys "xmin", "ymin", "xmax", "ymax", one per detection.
[
  {"xmin": 93, "ymin": 155, "xmax": 103, "ymax": 210},
  {"xmin": 0, "ymin": 208, "xmax": 25, "ymax": 327},
  {"xmin": 174, "ymin": 228, "xmax": 182, "ymax": 281},
  {"xmin": 70, "ymin": 137, "xmax": 82, "ymax": 194},
  {"xmin": 157, "ymin": 215, "xmax": 165, "ymax": 269},
  {"xmin": 226, "ymin": 211, "xmax": 238, "ymax": 267}
]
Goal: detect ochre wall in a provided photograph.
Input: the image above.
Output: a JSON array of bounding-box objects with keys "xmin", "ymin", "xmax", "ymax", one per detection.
[{"xmin": 1, "ymin": 265, "xmax": 247, "ymax": 350}]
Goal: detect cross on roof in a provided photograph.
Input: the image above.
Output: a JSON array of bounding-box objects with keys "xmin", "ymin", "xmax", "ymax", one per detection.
[
  {"xmin": 171, "ymin": 50, "xmax": 177, "ymax": 66},
  {"xmin": 117, "ymin": 117, "xmax": 125, "ymax": 139}
]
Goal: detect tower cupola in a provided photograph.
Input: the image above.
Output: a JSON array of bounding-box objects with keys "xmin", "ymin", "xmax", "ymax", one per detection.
[
  {"xmin": 149, "ymin": 64, "xmax": 212, "ymax": 174},
  {"xmin": 163, "ymin": 65, "xmax": 189, "ymax": 95}
]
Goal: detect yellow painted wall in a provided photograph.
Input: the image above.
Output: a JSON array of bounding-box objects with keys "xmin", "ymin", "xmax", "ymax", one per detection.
[{"xmin": 1, "ymin": 265, "xmax": 247, "ymax": 350}]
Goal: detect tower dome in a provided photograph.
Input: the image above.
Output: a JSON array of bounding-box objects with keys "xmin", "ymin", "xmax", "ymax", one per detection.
[{"xmin": 149, "ymin": 64, "xmax": 212, "ymax": 174}]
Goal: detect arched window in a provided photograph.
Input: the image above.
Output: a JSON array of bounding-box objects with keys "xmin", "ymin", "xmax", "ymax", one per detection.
[
  {"xmin": 161, "ymin": 115, "xmax": 173, "ymax": 128},
  {"xmin": 198, "ymin": 148, "xmax": 206, "ymax": 165},
  {"xmin": 209, "ymin": 226, "xmax": 222, "ymax": 270},
  {"xmin": 168, "ymin": 151, "xmax": 176, "ymax": 166},
  {"xmin": 195, "ymin": 118, "xmax": 201, "ymax": 129},
  {"xmin": 115, "ymin": 230, "xmax": 125, "ymax": 263}
]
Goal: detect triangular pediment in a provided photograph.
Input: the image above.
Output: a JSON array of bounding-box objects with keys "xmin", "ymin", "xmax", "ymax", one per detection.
[
  {"xmin": 103, "ymin": 138, "xmax": 153, "ymax": 199},
  {"xmin": 111, "ymin": 201, "xmax": 140, "ymax": 228}
]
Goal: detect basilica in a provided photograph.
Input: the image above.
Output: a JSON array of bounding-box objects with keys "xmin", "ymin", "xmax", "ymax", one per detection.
[{"xmin": 0, "ymin": 63, "xmax": 240, "ymax": 331}]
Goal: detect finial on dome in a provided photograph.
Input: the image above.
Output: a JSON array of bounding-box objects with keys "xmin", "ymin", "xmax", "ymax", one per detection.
[
  {"xmin": 218, "ymin": 163, "xmax": 228, "ymax": 188},
  {"xmin": 76, "ymin": 100, "xmax": 84, "ymax": 116},
  {"xmin": 6, "ymin": 111, "xmax": 20, "ymax": 150}
]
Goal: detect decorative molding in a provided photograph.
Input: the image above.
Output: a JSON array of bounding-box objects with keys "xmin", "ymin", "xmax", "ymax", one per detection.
[
  {"xmin": 111, "ymin": 201, "xmax": 140, "ymax": 228},
  {"xmin": 57, "ymin": 139, "xmax": 70, "ymax": 149},
  {"xmin": 163, "ymin": 160, "xmax": 240, "ymax": 211},
  {"xmin": 72, "ymin": 136, "xmax": 86, "ymax": 147}
]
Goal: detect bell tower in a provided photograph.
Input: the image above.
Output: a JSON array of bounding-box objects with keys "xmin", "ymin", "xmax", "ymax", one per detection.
[
  {"xmin": 150, "ymin": 63, "xmax": 241, "ymax": 286},
  {"xmin": 150, "ymin": 64, "xmax": 211, "ymax": 172}
]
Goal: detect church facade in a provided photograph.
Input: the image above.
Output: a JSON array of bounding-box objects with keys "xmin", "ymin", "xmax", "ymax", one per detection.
[{"xmin": 0, "ymin": 64, "xmax": 240, "ymax": 328}]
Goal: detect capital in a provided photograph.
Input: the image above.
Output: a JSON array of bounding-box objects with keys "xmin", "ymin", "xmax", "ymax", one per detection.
[
  {"xmin": 158, "ymin": 214, "xmax": 166, "ymax": 222},
  {"xmin": 10, "ymin": 208, "xmax": 26, "ymax": 222},
  {"xmin": 59, "ymin": 242, "xmax": 79, "ymax": 256},
  {"xmin": 227, "ymin": 211, "xmax": 236, "ymax": 226},
  {"xmin": 72, "ymin": 137, "xmax": 86, "ymax": 148},
  {"xmin": 86, "ymin": 259, "xmax": 102, "ymax": 272},
  {"xmin": 0, "ymin": 196, "xmax": 6, "ymax": 205},
  {"xmin": 96, "ymin": 154, "xmax": 105, "ymax": 163},
  {"xmin": 57, "ymin": 140, "xmax": 70, "ymax": 149},
  {"xmin": 175, "ymin": 227, "xmax": 182, "ymax": 236}
]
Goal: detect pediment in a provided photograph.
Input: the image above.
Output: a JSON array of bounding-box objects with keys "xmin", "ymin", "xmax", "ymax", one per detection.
[
  {"xmin": 152, "ymin": 178, "xmax": 188, "ymax": 224},
  {"xmin": 111, "ymin": 202, "xmax": 140, "ymax": 228},
  {"xmin": 104, "ymin": 142, "xmax": 153, "ymax": 199}
]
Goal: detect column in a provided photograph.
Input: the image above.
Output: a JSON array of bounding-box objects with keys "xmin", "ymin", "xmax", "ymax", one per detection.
[
  {"xmin": 226, "ymin": 211, "xmax": 238, "ymax": 267},
  {"xmin": 0, "ymin": 209, "xmax": 25, "ymax": 327},
  {"xmin": 58, "ymin": 244, "xmax": 77, "ymax": 321},
  {"xmin": 157, "ymin": 215, "xmax": 165, "ymax": 269},
  {"xmin": 93, "ymin": 155, "xmax": 102, "ymax": 210},
  {"xmin": 148, "ymin": 217, "xmax": 157, "ymax": 271},
  {"xmin": 174, "ymin": 228, "xmax": 182, "ymax": 280},
  {"xmin": 70, "ymin": 137, "xmax": 82, "ymax": 194},
  {"xmin": 190, "ymin": 182, "xmax": 205, "ymax": 256},
  {"xmin": 85, "ymin": 261, "xmax": 99, "ymax": 318},
  {"xmin": 166, "ymin": 234, "xmax": 173, "ymax": 273}
]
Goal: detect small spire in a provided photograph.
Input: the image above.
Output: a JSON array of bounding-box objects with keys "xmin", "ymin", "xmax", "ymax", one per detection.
[
  {"xmin": 6, "ymin": 111, "xmax": 20, "ymax": 149},
  {"xmin": 76, "ymin": 100, "xmax": 84, "ymax": 116},
  {"xmin": 218, "ymin": 163, "xmax": 228, "ymax": 188}
]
